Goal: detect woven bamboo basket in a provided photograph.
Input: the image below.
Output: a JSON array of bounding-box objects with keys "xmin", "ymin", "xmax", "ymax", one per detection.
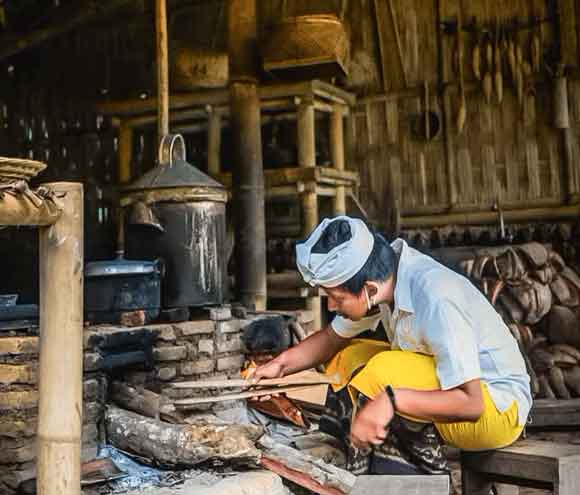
[
  {"xmin": 261, "ymin": 14, "xmax": 349, "ymax": 79},
  {"xmin": 0, "ymin": 157, "xmax": 47, "ymax": 183}
]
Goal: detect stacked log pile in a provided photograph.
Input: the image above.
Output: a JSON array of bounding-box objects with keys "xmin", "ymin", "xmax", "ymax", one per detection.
[{"xmin": 452, "ymin": 242, "xmax": 580, "ymax": 400}]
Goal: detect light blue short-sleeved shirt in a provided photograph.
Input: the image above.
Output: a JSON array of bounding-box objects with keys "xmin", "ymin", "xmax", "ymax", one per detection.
[{"xmin": 331, "ymin": 238, "xmax": 532, "ymax": 426}]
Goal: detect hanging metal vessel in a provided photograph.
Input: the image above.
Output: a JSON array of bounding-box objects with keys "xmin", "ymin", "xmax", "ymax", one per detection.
[{"xmin": 124, "ymin": 134, "xmax": 228, "ymax": 309}]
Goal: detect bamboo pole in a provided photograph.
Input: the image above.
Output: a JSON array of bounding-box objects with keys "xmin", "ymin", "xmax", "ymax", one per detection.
[
  {"xmin": 156, "ymin": 0, "xmax": 169, "ymax": 142},
  {"xmin": 330, "ymin": 104, "xmax": 346, "ymax": 215},
  {"xmin": 118, "ymin": 122, "xmax": 133, "ymax": 183},
  {"xmin": 37, "ymin": 182, "xmax": 83, "ymax": 495},
  {"xmin": 207, "ymin": 107, "xmax": 222, "ymax": 175},
  {"xmin": 401, "ymin": 203, "xmax": 580, "ymax": 228},
  {"xmin": 228, "ymin": 0, "xmax": 267, "ymax": 311},
  {"xmin": 297, "ymin": 99, "xmax": 322, "ymax": 329}
]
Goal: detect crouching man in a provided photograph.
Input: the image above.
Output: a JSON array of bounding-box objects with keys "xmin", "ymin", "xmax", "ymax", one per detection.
[{"xmin": 253, "ymin": 216, "xmax": 531, "ymax": 474}]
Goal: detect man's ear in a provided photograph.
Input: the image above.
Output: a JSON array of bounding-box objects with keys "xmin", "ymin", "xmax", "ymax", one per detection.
[{"xmin": 364, "ymin": 281, "xmax": 380, "ymax": 298}]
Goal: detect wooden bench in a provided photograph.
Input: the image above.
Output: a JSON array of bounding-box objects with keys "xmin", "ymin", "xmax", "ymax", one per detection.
[{"xmin": 461, "ymin": 440, "xmax": 580, "ymax": 495}]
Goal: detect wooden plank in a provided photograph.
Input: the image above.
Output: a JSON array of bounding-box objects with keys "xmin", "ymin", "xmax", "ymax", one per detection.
[
  {"xmin": 259, "ymin": 435, "xmax": 356, "ymax": 494},
  {"xmin": 385, "ymin": 99, "xmax": 399, "ymax": 144},
  {"xmin": 173, "ymin": 385, "xmax": 316, "ymax": 408},
  {"xmin": 457, "ymin": 148, "xmax": 474, "ymax": 203},
  {"xmin": 525, "ymin": 140, "xmax": 541, "ymax": 198},
  {"xmin": 482, "ymin": 144, "xmax": 497, "ymax": 201},
  {"xmin": 261, "ymin": 457, "xmax": 345, "ymax": 495},
  {"xmin": 170, "ymin": 371, "xmax": 340, "ymax": 389},
  {"xmin": 529, "ymin": 398, "xmax": 580, "ymax": 427},
  {"xmin": 352, "ymin": 475, "xmax": 449, "ymax": 495},
  {"xmin": 461, "ymin": 440, "xmax": 580, "ymax": 484},
  {"xmin": 558, "ymin": 0, "xmax": 578, "ymax": 68}
]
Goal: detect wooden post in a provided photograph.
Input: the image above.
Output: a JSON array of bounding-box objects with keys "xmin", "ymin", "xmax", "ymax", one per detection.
[
  {"xmin": 155, "ymin": 0, "xmax": 169, "ymax": 142},
  {"xmin": 297, "ymin": 99, "xmax": 322, "ymax": 329},
  {"xmin": 118, "ymin": 122, "xmax": 133, "ymax": 183},
  {"xmin": 37, "ymin": 182, "xmax": 83, "ymax": 495},
  {"xmin": 437, "ymin": 0, "xmax": 459, "ymax": 209},
  {"xmin": 330, "ymin": 104, "xmax": 346, "ymax": 215},
  {"xmin": 207, "ymin": 107, "xmax": 222, "ymax": 176},
  {"xmin": 228, "ymin": 0, "xmax": 267, "ymax": 311}
]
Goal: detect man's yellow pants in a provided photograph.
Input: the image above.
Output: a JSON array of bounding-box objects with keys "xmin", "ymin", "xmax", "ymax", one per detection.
[{"xmin": 325, "ymin": 339, "xmax": 524, "ymax": 451}]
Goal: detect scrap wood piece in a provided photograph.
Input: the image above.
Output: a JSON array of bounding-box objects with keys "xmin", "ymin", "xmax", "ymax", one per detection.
[
  {"xmin": 170, "ymin": 370, "xmax": 340, "ymax": 389},
  {"xmin": 260, "ymin": 457, "xmax": 346, "ymax": 495},
  {"xmin": 248, "ymin": 394, "xmax": 309, "ymax": 428},
  {"xmin": 258, "ymin": 435, "xmax": 356, "ymax": 494},
  {"xmin": 172, "ymin": 385, "xmax": 316, "ymax": 408},
  {"xmin": 111, "ymin": 381, "xmax": 161, "ymax": 419},
  {"xmin": 105, "ymin": 406, "xmax": 263, "ymax": 467},
  {"xmin": 81, "ymin": 457, "xmax": 127, "ymax": 486}
]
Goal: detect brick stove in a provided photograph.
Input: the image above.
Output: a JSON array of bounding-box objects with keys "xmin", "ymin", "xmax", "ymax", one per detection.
[{"xmin": 0, "ymin": 307, "xmax": 313, "ymax": 494}]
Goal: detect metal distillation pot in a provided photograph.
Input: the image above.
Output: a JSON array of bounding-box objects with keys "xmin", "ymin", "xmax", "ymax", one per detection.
[{"xmin": 123, "ymin": 134, "xmax": 228, "ymax": 309}]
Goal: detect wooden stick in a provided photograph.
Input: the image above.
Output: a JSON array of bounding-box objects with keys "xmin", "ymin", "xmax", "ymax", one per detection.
[
  {"xmin": 388, "ymin": 0, "xmax": 409, "ymax": 88},
  {"xmin": 173, "ymin": 385, "xmax": 316, "ymax": 407},
  {"xmin": 38, "ymin": 182, "xmax": 83, "ymax": 495},
  {"xmin": 155, "ymin": 0, "xmax": 169, "ymax": 141},
  {"xmin": 170, "ymin": 373, "xmax": 339, "ymax": 390}
]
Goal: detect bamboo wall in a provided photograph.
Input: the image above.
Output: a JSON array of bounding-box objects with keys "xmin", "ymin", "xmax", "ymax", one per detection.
[{"xmin": 339, "ymin": 0, "xmax": 578, "ymax": 231}]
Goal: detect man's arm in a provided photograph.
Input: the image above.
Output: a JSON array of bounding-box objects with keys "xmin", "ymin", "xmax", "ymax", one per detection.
[
  {"xmin": 253, "ymin": 324, "xmax": 350, "ymax": 379},
  {"xmin": 350, "ymin": 379, "xmax": 484, "ymax": 448},
  {"xmin": 394, "ymin": 378, "xmax": 484, "ymax": 422}
]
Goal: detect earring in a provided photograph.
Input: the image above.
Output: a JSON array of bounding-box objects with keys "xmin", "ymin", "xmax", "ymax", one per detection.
[{"xmin": 363, "ymin": 286, "xmax": 372, "ymax": 311}]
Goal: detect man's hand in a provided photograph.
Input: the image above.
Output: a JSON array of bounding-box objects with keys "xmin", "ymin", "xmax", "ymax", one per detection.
[
  {"xmin": 248, "ymin": 358, "xmax": 285, "ymax": 382},
  {"xmin": 350, "ymin": 392, "xmax": 394, "ymax": 449}
]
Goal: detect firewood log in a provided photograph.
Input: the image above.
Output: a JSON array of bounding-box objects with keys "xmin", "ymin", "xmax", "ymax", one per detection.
[
  {"xmin": 105, "ymin": 406, "xmax": 262, "ymax": 467},
  {"xmin": 538, "ymin": 374, "xmax": 556, "ymax": 399},
  {"xmin": 548, "ymin": 366, "xmax": 571, "ymax": 399},
  {"xmin": 562, "ymin": 366, "xmax": 580, "ymax": 396}
]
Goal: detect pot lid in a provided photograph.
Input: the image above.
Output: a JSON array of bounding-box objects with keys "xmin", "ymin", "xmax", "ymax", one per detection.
[
  {"xmin": 123, "ymin": 134, "xmax": 224, "ymax": 192},
  {"xmin": 85, "ymin": 256, "xmax": 161, "ymax": 277}
]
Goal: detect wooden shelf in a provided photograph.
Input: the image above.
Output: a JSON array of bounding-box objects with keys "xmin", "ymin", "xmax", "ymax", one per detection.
[
  {"xmin": 529, "ymin": 399, "xmax": 580, "ymax": 428},
  {"xmin": 212, "ymin": 167, "xmax": 359, "ymax": 189}
]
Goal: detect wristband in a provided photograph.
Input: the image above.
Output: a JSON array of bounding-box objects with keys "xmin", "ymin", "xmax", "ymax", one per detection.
[{"xmin": 385, "ymin": 384, "xmax": 397, "ymax": 411}]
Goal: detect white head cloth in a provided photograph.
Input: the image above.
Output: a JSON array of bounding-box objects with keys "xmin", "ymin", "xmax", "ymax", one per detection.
[{"xmin": 295, "ymin": 216, "xmax": 375, "ymax": 287}]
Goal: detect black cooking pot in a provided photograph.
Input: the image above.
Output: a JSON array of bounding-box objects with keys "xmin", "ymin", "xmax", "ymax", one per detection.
[{"xmin": 84, "ymin": 256, "xmax": 163, "ymax": 325}]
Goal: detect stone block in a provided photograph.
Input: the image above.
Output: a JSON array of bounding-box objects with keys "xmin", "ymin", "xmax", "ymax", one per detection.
[
  {"xmin": 83, "ymin": 352, "xmax": 103, "ymax": 372},
  {"xmin": 157, "ymin": 366, "xmax": 177, "ymax": 381},
  {"xmin": 150, "ymin": 324, "xmax": 176, "ymax": 342},
  {"xmin": 216, "ymin": 334, "xmax": 243, "ymax": 354},
  {"xmin": 0, "ymin": 364, "xmax": 36, "ymax": 385},
  {"xmin": 0, "ymin": 391, "xmax": 38, "ymax": 412},
  {"xmin": 83, "ymin": 377, "xmax": 106, "ymax": 402},
  {"xmin": 0, "ymin": 440, "xmax": 36, "ymax": 464},
  {"xmin": 217, "ymin": 319, "xmax": 242, "ymax": 334},
  {"xmin": 0, "ymin": 337, "xmax": 39, "ymax": 356},
  {"xmin": 192, "ymin": 471, "xmax": 287, "ymax": 495},
  {"xmin": 181, "ymin": 359, "xmax": 215, "ymax": 376},
  {"xmin": 0, "ymin": 461, "xmax": 35, "ymax": 490},
  {"xmin": 153, "ymin": 345, "xmax": 187, "ymax": 362},
  {"xmin": 208, "ymin": 306, "xmax": 232, "ymax": 321},
  {"xmin": 84, "ymin": 401, "xmax": 105, "ymax": 425},
  {"xmin": 0, "ymin": 418, "xmax": 36, "ymax": 438},
  {"xmin": 217, "ymin": 355, "xmax": 245, "ymax": 372},
  {"xmin": 198, "ymin": 339, "xmax": 215, "ymax": 356},
  {"xmin": 174, "ymin": 320, "xmax": 215, "ymax": 336}
]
